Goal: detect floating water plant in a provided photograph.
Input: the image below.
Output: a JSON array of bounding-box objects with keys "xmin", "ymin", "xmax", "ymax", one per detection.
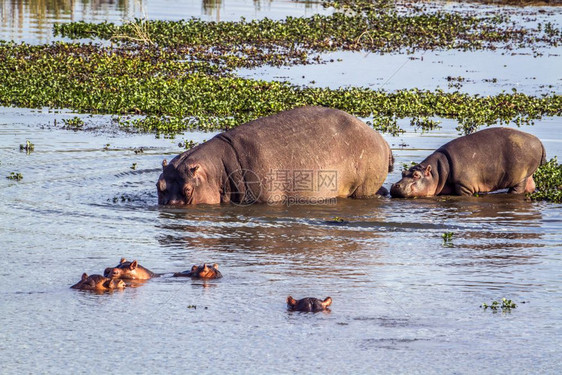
[
  {"xmin": 527, "ymin": 157, "xmax": 562, "ymax": 203},
  {"xmin": 6, "ymin": 172, "xmax": 23, "ymax": 181},
  {"xmin": 19, "ymin": 140, "xmax": 34, "ymax": 153},
  {"xmin": 442, "ymin": 232, "xmax": 454, "ymax": 243},
  {"xmin": 481, "ymin": 298, "xmax": 517, "ymax": 312},
  {"xmin": 62, "ymin": 117, "xmax": 84, "ymax": 129},
  {"xmin": 131, "ymin": 163, "xmax": 137, "ymax": 170}
]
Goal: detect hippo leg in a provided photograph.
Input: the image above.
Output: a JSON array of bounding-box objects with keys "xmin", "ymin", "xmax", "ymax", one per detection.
[
  {"xmin": 454, "ymin": 183, "xmax": 474, "ymax": 196},
  {"xmin": 509, "ymin": 176, "xmax": 535, "ymax": 194}
]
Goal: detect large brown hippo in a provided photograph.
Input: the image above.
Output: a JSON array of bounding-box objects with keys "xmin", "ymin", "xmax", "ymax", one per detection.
[
  {"xmin": 287, "ymin": 296, "xmax": 332, "ymax": 312},
  {"xmin": 103, "ymin": 258, "xmax": 156, "ymax": 280},
  {"xmin": 157, "ymin": 106, "xmax": 393, "ymax": 205},
  {"xmin": 71, "ymin": 273, "xmax": 126, "ymax": 291},
  {"xmin": 173, "ymin": 263, "xmax": 223, "ymax": 279},
  {"xmin": 390, "ymin": 127, "xmax": 546, "ymax": 198}
]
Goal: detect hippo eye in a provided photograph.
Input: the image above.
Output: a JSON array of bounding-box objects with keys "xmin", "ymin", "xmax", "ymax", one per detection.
[{"xmin": 413, "ymin": 171, "xmax": 422, "ymax": 179}]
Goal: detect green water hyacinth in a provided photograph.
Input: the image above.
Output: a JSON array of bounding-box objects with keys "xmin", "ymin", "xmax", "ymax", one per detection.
[{"xmin": 528, "ymin": 157, "xmax": 562, "ymax": 203}]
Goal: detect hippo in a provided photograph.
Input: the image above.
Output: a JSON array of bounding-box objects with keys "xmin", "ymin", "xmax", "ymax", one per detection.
[
  {"xmin": 71, "ymin": 273, "xmax": 126, "ymax": 291},
  {"xmin": 287, "ymin": 296, "xmax": 332, "ymax": 312},
  {"xmin": 104, "ymin": 258, "xmax": 156, "ymax": 280},
  {"xmin": 157, "ymin": 106, "xmax": 393, "ymax": 205},
  {"xmin": 390, "ymin": 127, "xmax": 546, "ymax": 198},
  {"xmin": 173, "ymin": 263, "xmax": 223, "ymax": 279}
]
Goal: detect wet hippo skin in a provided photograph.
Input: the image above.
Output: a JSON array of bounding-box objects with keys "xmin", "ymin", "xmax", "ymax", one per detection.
[
  {"xmin": 391, "ymin": 127, "xmax": 546, "ymax": 197},
  {"xmin": 157, "ymin": 106, "xmax": 394, "ymax": 205}
]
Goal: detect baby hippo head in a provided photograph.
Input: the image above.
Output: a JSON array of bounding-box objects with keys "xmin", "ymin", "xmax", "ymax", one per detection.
[
  {"xmin": 157, "ymin": 158, "xmax": 220, "ymax": 205},
  {"xmin": 287, "ymin": 296, "xmax": 332, "ymax": 312},
  {"xmin": 390, "ymin": 164, "xmax": 437, "ymax": 198},
  {"xmin": 71, "ymin": 273, "xmax": 126, "ymax": 291},
  {"xmin": 104, "ymin": 258, "xmax": 155, "ymax": 280},
  {"xmin": 173, "ymin": 263, "xmax": 222, "ymax": 279}
]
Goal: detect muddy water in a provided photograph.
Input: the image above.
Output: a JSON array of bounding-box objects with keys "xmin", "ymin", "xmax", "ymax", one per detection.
[{"xmin": 1, "ymin": 0, "xmax": 562, "ymax": 374}]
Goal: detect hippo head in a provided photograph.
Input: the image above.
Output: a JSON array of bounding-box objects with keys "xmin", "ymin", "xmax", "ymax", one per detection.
[
  {"xmin": 157, "ymin": 158, "xmax": 221, "ymax": 205},
  {"xmin": 105, "ymin": 278, "xmax": 126, "ymax": 290},
  {"xmin": 104, "ymin": 258, "xmax": 154, "ymax": 280},
  {"xmin": 71, "ymin": 273, "xmax": 126, "ymax": 291},
  {"xmin": 390, "ymin": 164, "xmax": 437, "ymax": 198},
  {"xmin": 191, "ymin": 263, "xmax": 222, "ymax": 279},
  {"xmin": 287, "ymin": 296, "xmax": 332, "ymax": 312}
]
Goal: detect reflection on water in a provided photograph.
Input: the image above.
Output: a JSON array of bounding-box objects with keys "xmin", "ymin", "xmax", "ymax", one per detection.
[{"xmin": 0, "ymin": 0, "xmax": 324, "ymax": 43}]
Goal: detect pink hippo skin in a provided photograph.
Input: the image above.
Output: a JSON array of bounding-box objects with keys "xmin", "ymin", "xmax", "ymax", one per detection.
[
  {"xmin": 173, "ymin": 263, "xmax": 223, "ymax": 279},
  {"xmin": 71, "ymin": 273, "xmax": 126, "ymax": 291},
  {"xmin": 157, "ymin": 106, "xmax": 393, "ymax": 205},
  {"xmin": 390, "ymin": 127, "xmax": 546, "ymax": 197},
  {"xmin": 103, "ymin": 258, "xmax": 156, "ymax": 280}
]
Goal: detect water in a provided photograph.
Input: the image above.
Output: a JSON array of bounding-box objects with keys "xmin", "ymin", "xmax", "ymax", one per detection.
[{"xmin": 1, "ymin": 1, "xmax": 562, "ymax": 374}]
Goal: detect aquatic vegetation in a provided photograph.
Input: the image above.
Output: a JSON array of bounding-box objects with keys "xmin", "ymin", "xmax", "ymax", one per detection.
[
  {"xmin": 19, "ymin": 140, "xmax": 34, "ymax": 153},
  {"xmin": 528, "ymin": 157, "xmax": 562, "ymax": 203},
  {"xmin": 62, "ymin": 117, "xmax": 85, "ymax": 129},
  {"xmin": 53, "ymin": 6, "xmax": 561, "ymax": 54},
  {"xmin": 6, "ymin": 172, "xmax": 23, "ymax": 181},
  {"xmin": 442, "ymin": 231, "xmax": 454, "ymax": 243},
  {"xmin": 481, "ymin": 298, "xmax": 517, "ymax": 311},
  {"xmin": 1, "ymin": 41, "xmax": 560, "ymax": 135},
  {"xmin": 131, "ymin": 163, "xmax": 137, "ymax": 170},
  {"xmin": 178, "ymin": 140, "xmax": 199, "ymax": 149}
]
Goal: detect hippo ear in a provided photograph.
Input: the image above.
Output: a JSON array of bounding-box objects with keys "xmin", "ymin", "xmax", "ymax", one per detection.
[
  {"xmin": 424, "ymin": 165, "xmax": 432, "ymax": 176},
  {"xmin": 191, "ymin": 265, "xmax": 198, "ymax": 272},
  {"xmin": 287, "ymin": 296, "xmax": 297, "ymax": 307},
  {"xmin": 212, "ymin": 263, "xmax": 219, "ymax": 270},
  {"xmin": 130, "ymin": 260, "xmax": 138, "ymax": 270},
  {"xmin": 120, "ymin": 258, "xmax": 126, "ymax": 264},
  {"xmin": 81, "ymin": 273, "xmax": 88, "ymax": 281},
  {"xmin": 162, "ymin": 159, "xmax": 168, "ymax": 170},
  {"xmin": 322, "ymin": 297, "xmax": 333, "ymax": 308}
]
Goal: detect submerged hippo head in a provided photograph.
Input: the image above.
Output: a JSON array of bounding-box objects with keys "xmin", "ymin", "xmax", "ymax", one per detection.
[
  {"xmin": 173, "ymin": 263, "xmax": 222, "ymax": 279},
  {"xmin": 157, "ymin": 158, "xmax": 221, "ymax": 205},
  {"xmin": 287, "ymin": 296, "xmax": 332, "ymax": 312},
  {"xmin": 390, "ymin": 164, "xmax": 437, "ymax": 198},
  {"xmin": 104, "ymin": 258, "xmax": 155, "ymax": 280},
  {"xmin": 71, "ymin": 273, "xmax": 126, "ymax": 291}
]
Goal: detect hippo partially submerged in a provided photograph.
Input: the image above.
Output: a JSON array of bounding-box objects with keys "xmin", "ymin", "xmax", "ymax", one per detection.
[
  {"xmin": 390, "ymin": 127, "xmax": 546, "ymax": 197},
  {"xmin": 173, "ymin": 263, "xmax": 223, "ymax": 279},
  {"xmin": 104, "ymin": 258, "xmax": 156, "ymax": 280},
  {"xmin": 157, "ymin": 106, "xmax": 393, "ymax": 205},
  {"xmin": 287, "ymin": 296, "xmax": 332, "ymax": 312},
  {"xmin": 71, "ymin": 273, "xmax": 126, "ymax": 291}
]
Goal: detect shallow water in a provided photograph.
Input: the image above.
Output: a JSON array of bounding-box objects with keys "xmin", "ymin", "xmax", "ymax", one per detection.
[{"xmin": 1, "ymin": 1, "xmax": 562, "ymax": 374}]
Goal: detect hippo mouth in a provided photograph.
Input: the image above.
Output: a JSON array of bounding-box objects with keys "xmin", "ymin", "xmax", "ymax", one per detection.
[{"xmin": 390, "ymin": 183, "xmax": 410, "ymax": 198}]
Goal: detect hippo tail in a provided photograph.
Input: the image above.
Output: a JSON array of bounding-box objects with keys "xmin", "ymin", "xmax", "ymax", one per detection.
[
  {"xmin": 540, "ymin": 144, "xmax": 547, "ymax": 166},
  {"xmin": 388, "ymin": 152, "xmax": 395, "ymax": 173}
]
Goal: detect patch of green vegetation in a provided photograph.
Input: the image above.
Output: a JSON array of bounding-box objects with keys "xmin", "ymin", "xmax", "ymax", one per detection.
[
  {"xmin": 6, "ymin": 172, "xmax": 23, "ymax": 181},
  {"xmin": 178, "ymin": 139, "xmax": 199, "ymax": 149},
  {"xmin": 528, "ymin": 157, "xmax": 562, "ymax": 203},
  {"xmin": 19, "ymin": 140, "xmax": 34, "ymax": 154},
  {"xmin": 401, "ymin": 161, "xmax": 417, "ymax": 171},
  {"xmin": 481, "ymin": 298, "xmax": 517, "ymax": 312},
  {"xmin": 442, "ymin": 231, "xmax": 454, "ymax": 243},
  {"xmin": 328, "ymin": 216, "xmax": 347, "ymax": 223},
  {"xmin": 1, "ymin": 41, "xmax": 560, "ymax": 136},
  {"xmin": 53, "ymin": 5, "xmax": 560, "ymax": 54},
  {"xmin": 62, "ymin": 116, "xmax": 85, "ymax": 129},
  {"xmin": 130, "ymin": 163, "xmax": 137, "ymax": 170}
]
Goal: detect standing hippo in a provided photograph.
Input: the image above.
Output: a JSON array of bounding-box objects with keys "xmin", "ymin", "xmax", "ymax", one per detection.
[
  {"xmin": 71, "ymin": 273, "xmax": 126, "ymax": 291},
  {"xmin": 287, "ymin": 296, "xmax": 332, "ymax": 312},
  {"xmin": 173, "ymin": 263, "xmax": 223, "ymax": 279},
  {"xmin": 390, "ymin": 127, "xmax": 546, "ymax": 197},
  {"xmin": 103, "ymin": 258, "xmax": 156, "ymax": 280},
  {"xmin": 157, "ymin": 106, "xmax": 393, "ymax": 205}
]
